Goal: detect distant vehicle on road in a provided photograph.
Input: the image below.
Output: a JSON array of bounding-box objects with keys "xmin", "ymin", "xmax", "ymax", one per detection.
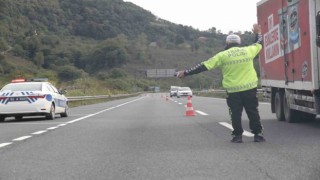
[
  {"xmin": 0, "ymin": 78, "xmax": 69, "ymax": 122},
  {"xmin": 177, "ymin": 87, "xmax": 192, "ymax": 98},
  {"xmin": 170, "ymin": 86, "xmax": 179, "ymax": 97}
]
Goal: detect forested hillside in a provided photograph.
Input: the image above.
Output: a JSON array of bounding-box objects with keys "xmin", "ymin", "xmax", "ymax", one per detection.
[{"xmin": 0, "ymin": 0, "xmax": 257, "ymax": 93}]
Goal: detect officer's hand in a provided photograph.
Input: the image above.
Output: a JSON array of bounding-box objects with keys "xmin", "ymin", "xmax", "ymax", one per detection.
[
  {"xmin": 252, "ymin": 24, "xmax": 261, "ymax": 34},
  {"xmin": 175, "ymin": 70, "xmax": 186, "ymax": 78}
]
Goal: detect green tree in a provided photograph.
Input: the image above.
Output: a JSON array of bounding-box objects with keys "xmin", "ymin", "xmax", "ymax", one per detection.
[
  {"xmin": 132, "ymin": 33, "xmax": 148, "ymax": 62},
  {"xmin": 84, "ymin": 34, "xmax": 130, "ymax": 72},
  {"xmin": 175, "ymin": 34, "xmax": 185, "ymax": 45},
  {"xmin": 41, "ymin": 35, "xmax": 60, "ymax": 47},
  {"xmin": 109, "ymin": 68, "xmax": 127, "ymax": 79},
  {"xmin": 34, "ymin": 52, "xmax": 44, "ymax": 68},
  {"xmin": 13, "ymin": 44, "xmax": 26, "ymax": 57},
  {"xmin": 27, "ymin": 37, "xmax": 41, "ymax": 59},
  {"xmin": 0, "ymin": 37, "xmax": 8, "ymax": 51},
  {"xmin": 208, "ymin": 27, "xmax": 217, "ymax": 34},
  {"xmin": 91, "ymin": 45, "xmax": 129, "ymax": 70},
  {"xmin": 191, "ymin": 41, "xmax": 200, "ymax": 52},
  {"xmin": 57, "ymin": 65, "xmax": 84, "ymax": 81}
]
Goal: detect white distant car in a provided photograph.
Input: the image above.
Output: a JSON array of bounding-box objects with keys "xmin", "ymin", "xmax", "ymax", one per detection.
[
  {"xmin": 0, "ymin": 78, "xmax": 69, "ymax": 122},
  {"xmin": 170, "ymin": 86, "xmax": 179, "ymax": 97},
  {"xmin": 177, "ymin": 87, "xmax": 193, "ymax": 98}
]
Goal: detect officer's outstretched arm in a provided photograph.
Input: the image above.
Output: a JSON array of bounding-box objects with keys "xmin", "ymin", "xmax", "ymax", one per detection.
[
  {"xmin": 176, "ymin": 63, "xmax": 208, "ymax": 78},
  {"xmin": 252, "ymin": 24, "xmax": 263, "ymax": 45}
]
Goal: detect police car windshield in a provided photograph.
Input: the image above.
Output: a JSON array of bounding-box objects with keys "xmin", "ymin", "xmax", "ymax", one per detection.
[{"xmin": 1, "ymin": 83, "xmax": 42, "ymax": 91}]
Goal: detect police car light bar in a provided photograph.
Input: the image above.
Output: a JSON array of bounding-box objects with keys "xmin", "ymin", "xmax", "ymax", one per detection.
[{"xmin": 11, "ymin": 78, "xmax": 26, "ymax": 83}]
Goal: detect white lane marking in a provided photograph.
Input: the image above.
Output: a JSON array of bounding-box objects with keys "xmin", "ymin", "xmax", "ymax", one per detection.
[
  {"xmin": 219, "ymin": 122, "xmax": 254, "ymax": 137},
  {"xmin": 66, "ymin": 114, "xmax": 95, "ymax": 124},
  {"xmin": 0, "ymin": 96, "xmax": 146, "ymax": 148},
  {"xmin": 0, "ymin": 143, "xmax": 12, "ymax": 148},
  {"xmin": 179, "ymin": 103, "xmax": 183, "ymax": 105},
  {"xmin": 32, "ymin": 130, "xmax": 47, "ymax": 135},
  {"xmin": 195, "ymin": 110, "xmax": 208, "ymax": 116},
  {"xmin": 67, "ymin": 96, "xmax": 146, "ymax": 124},
  {"xmin": 47, "ymin": 127, "xmax": 59, "ymax": 130},
  {"xmin": 96, "ymin": 97, "xmax": 146, "ymax": 115},
  {"xmin": 90, "ymin": 97, "xmax": 146, "ymax": 117},
  {"xmin": 13, "ymin": 136, "xmax": 32, "ymax": 141}
]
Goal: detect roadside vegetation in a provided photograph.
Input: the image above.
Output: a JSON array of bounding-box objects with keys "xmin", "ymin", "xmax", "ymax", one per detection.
[{"xmin": 0, "ymin": 0, "xmax": 260, "ymax": 95}]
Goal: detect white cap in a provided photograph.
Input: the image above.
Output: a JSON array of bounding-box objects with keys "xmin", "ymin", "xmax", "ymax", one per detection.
[{"xmin": 226, "ymin": 34, "xmax": 241, "ymax": 44}]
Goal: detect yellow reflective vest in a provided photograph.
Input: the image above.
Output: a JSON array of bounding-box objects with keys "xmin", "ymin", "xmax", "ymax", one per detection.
[{"xmin": 203, "ymin": 43, "xmax": 262, "ymax": 93}]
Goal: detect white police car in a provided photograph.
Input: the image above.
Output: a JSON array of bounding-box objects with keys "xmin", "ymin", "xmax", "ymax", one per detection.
[{"xmin": 0, "ymin": 78, "xmax": 68, "ymax": 122}]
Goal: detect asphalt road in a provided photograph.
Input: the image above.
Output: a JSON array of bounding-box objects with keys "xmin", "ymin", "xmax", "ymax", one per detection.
[{"xmin": 1, "ymin": 93, "xmax": 320, "ymax": 180}]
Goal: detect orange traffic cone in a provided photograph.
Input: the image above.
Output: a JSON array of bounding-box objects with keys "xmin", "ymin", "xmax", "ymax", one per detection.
[{"xmin": 185, "ymin": 96, "xmax": 196, "ymax": 116}]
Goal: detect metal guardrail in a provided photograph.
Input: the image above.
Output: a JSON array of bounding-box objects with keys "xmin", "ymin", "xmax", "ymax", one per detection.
[{"xmin": 67, "ymin": 93, "xmax": 140, "ymax": 102}]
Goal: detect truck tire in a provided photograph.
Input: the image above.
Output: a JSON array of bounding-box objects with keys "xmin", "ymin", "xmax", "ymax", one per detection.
[
  {"xmin": 283, "ymin": 94, "xmax": 299, "ymax": 123},
  {"xmin": 275, "ymin": 91, "xmax": 285, "ymax": 121}
]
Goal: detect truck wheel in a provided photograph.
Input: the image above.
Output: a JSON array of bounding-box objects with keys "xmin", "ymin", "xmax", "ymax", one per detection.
[
  {"xmin": 275, "ymin": 92, "xmax": 285, "ymax": 121},
  {"xmin": 283, "ymin": 94, "xmax": 299, "ymax": 123}
]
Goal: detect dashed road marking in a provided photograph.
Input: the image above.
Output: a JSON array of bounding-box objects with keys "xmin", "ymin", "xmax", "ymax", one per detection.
[
  {"xmin": 13, "ymin": 136, "xmax": 32, "ymax": 141},
  {"xmin": 0, "ymin": 143, "xmax": 12, "ymax": 148},
  {"xmin": 47, "ymin": 127, "xmax": 59, "ymax": 130},
  {"xmin": 32, "ymin": 130, "xmax": 47, "ymax": 135},
  {"xmin": 0, "ymin": 96, "xmax": 146, "ymax": 149},
  {"xmin": 195, "ymin": 110, "xmax": 208, "ymax": 116},
  {"xmin": 219, "ymin": 122, "xmax": 254, "ymax": 137}
]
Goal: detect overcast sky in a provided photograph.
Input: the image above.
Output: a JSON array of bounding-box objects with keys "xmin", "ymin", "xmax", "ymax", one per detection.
[{"xmin": 124, "ymin": 0, "xmax": 261, "ymax": 33}]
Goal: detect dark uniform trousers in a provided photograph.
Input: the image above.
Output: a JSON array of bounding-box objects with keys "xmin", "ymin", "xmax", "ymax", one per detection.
[{"xmin": 226, "ymin": 88, "xmax": 263, "ymax": 136}]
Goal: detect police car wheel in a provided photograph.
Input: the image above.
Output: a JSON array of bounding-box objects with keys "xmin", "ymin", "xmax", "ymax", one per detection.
[
  {"xmin": 46, "ymin": 104, "xmax": 55, "ymax": 120},
  {"xmin": 60, "ymin": 107, "xmax": 68, "ymax": 118}
]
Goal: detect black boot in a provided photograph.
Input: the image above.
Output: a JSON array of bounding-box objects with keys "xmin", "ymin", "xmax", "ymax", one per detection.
[
  {"xmin": 230, "ymin": 135, "xmax": 243, "ymax": 143},
  {"xmin": 254, "ymin": 134, "xmax": 266, "ymax": 142}
]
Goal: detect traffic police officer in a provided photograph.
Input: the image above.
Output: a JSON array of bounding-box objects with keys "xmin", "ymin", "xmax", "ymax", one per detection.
[{"xmin": 176, "ymin": 24, "xmax": 265, "ymax": 143}]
